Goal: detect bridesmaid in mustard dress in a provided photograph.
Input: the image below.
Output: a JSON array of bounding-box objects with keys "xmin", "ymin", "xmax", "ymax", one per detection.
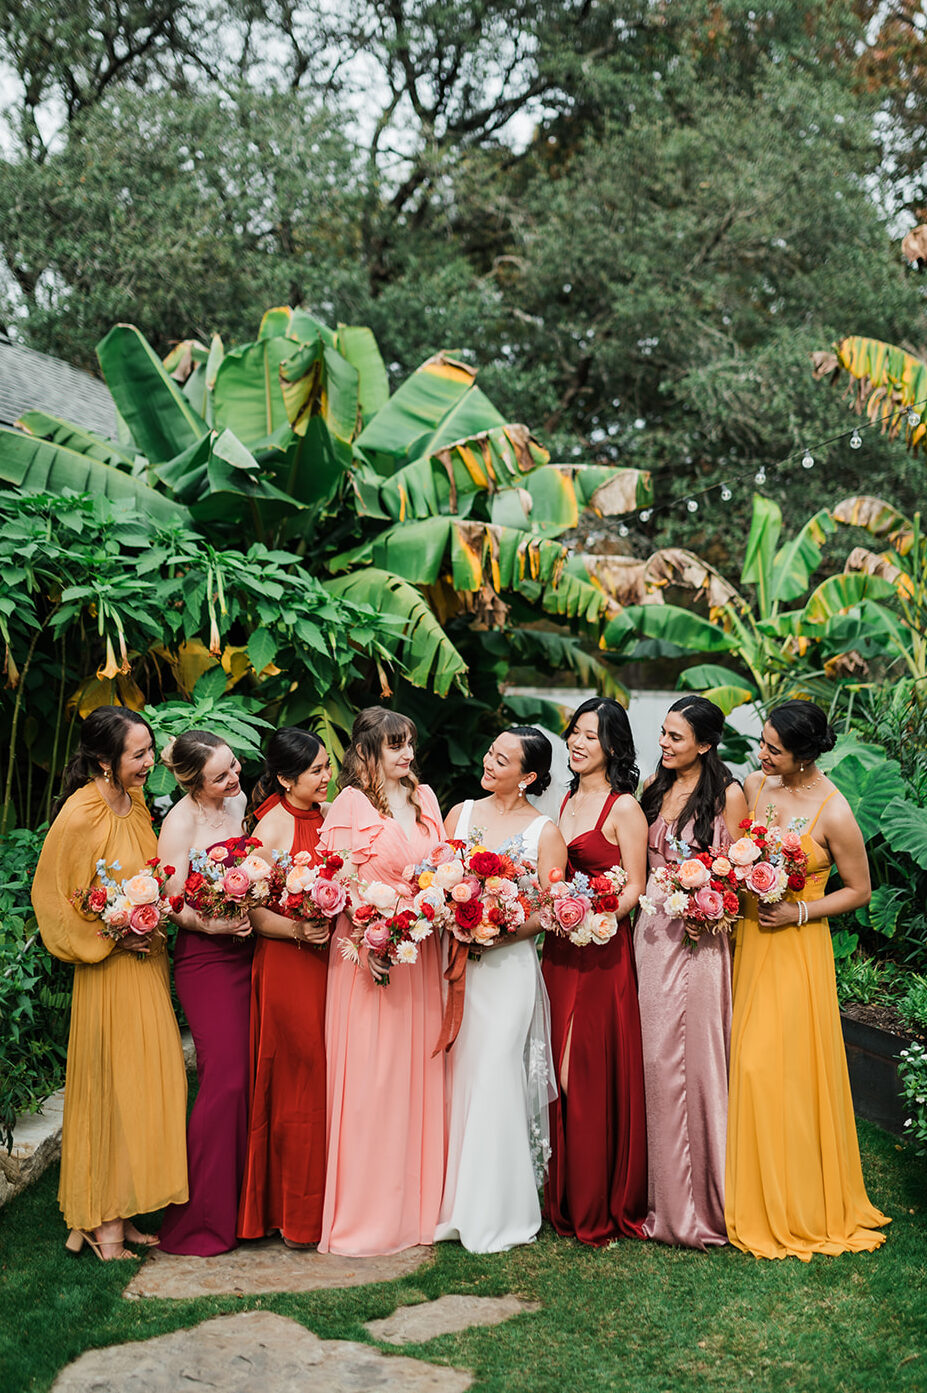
[
  {"xmin": 726, "ymin": 700, "xmax": 890, "ymax": 1259},
  {"xmin": 32, "ymin": 707, "xmax": 188, "ymax": 1259}
]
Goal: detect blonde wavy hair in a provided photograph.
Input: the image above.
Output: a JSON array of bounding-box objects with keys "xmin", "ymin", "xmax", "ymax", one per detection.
[
  {"xmin": 338, "ymin": 708, "xmax": 425, "ymax": 825},
  {"xmin": 160, "ymin": 729, "xmax": 227, "ymax": 796}
]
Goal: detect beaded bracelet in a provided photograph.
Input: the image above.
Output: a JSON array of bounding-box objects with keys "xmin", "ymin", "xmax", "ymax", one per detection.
[{"xmin": 796, "ymin": 900, "xmax": 808, "ymax": 927}]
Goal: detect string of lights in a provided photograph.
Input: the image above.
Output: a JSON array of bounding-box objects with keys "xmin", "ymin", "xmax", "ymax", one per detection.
[{"xmin": 614, "ymin": 395, "xmax": 927, "ymax": 537}]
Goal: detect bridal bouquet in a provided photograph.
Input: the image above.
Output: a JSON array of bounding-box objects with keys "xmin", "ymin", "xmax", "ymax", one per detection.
[
  {"xmin": 410, "ymin": 840, "xmax": 535, "ymax": 949},
  {"xmin": 727, "ymin": 814, "xmax": 809, "ymax": 903},
  {"xmin": 268, "ymin": 849, "xmax": 348, "ymax": 935},
  {"xmin": 72, "ymin": 857, "xmax": 177, "ymax": 944},
  {"xmin": 638, "ymin": 836, "xmax": 741, "ymax": 946},
  {"xmin": 183, "ymin": 836, "xmax": 272, "ymax": 920},
  {"xmin": 538, "ymin": 866, "xmax": 629, "ymax": 946},
  {"xmin": 341, "ymin": 878, "xmax": 434, "ymax": 984}
]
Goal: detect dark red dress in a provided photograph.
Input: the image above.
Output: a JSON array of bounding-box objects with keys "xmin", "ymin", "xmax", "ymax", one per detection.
[
  {"xmin": 160, "ymin": 836, "xmax": 254, "ymax": 1255},
  {"xmin": 237, "ymin": 795, "xmax": 329, "ymax": 1245},
  {"xmin": 542, "ymin": 793, "xmax": 648, "ymax": 1244}
]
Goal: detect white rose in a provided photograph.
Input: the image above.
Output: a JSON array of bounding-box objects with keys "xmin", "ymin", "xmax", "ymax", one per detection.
[{"xmin": 363, "ymin": 880, "xmax": 398, "ymax": 912}]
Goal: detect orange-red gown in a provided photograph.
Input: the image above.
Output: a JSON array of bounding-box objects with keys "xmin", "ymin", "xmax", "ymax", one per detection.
[{"xmin": 237, "ymin": 794, "xmax": 328, "ymax": 1244}]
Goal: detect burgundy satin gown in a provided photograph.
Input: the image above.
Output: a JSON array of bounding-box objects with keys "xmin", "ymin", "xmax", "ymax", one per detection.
[
  {"xmin": 159, "ymin": 837, "xmax": 253, "ymax": 1255},
  {"xmin": 542, "ymin": 793, "xmax": 648, "ymax": 1245}
]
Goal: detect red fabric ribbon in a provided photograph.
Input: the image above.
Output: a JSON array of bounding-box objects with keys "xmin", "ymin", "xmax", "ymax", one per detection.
[{"xmin": 432, "ymin": 937, "xmax": 470, "ymax": 1055}]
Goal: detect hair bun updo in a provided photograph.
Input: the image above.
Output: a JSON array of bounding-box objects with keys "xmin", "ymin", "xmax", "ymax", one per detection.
[
  {"xmin": 767, "ymin": 700, "xmax": 836, "ymax": 764},
  {"xmin": 506, "ymin": 726, "xmax": 553, "ymax": 796}
]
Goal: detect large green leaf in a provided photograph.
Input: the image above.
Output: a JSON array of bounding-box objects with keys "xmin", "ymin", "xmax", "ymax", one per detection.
[
  {"xmin": 825, "ymin": 337, "xmax": 927, "ymax": 456},
  {"xmin": 336, "ymin": 325, "xmax": 390, "ymax": 424},
  {"xmin": 825, "ymin": 756, "xmax": 908, "ymax": 841},
  {"xmin": 879, "ymin": 797, "xmax": 927, "ymax": 868},
  {"xmin": 800, "ymin": 572, "xmax": 897, "ymax": 624},
  {"xmin": 355, "ymin": 353, "xmax": 505, "ymax": 474},
  {"xmin": 740, "ymin": 494, "xmax": 782, "ymax": 615},
  {"xmin": 212, "ymin": 337, "xmax": 298, "ymax": 444},
  {"xmin": 771, "ymin": 508, "xmax": 837, "ymax": 604},
  {"xmin": 15, "ymin": 411, "xmax": 138, "ymax": 471},
  {"xmin": 325, "ymin": 569, "xmax": 468, "ymax": 697},
  {"xmin": 604, "ymin": 604, "xmax": 735, "ymax": 655},
  {"xmin": 97, "ymin": 324, "xmax": 208, "ymax": 462},
  {"xmin": 0, "ymin": 426, "xmax": 190, "ymax": 524},
  {"xmin": 678, "ymin": 663, "xmax": 758, "ymax": 697},
  {"xmin": 699, "ymin": 684, "xmax": 757, "ymax": 715}
]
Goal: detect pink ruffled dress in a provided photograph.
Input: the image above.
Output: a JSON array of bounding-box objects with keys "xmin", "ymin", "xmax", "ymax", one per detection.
[{"xmin": 318, "ymin": 785, "xmax": 446, "ymax": 1255}]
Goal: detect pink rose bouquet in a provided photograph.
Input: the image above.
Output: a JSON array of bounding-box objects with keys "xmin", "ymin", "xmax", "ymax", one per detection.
[
  {"xmin": 733, "ymin": 814, "xmax": 810, "ymax": 903},
  {"xmin": 340, "ymin": 878, "xmax": 435, "ymax": 985},
  {"xmin": 538, "ymin": 866, "xmax": 629, "ymax": 947},
  {"xmin": 406, "ymin": 839, "xmax": 535, "ymax": 951},
  {"xmin": 639, "ymin": 836, "xmax": 741, "ymax": 947},
  {"xmin": 183, "ymin": 836, "xmax": 271, "ymax": 924},
  {"xmin": 72, "ymin": 857, "xmax": 177, "ymax": 946},
  {"xmin": 265, "ymin": 849, "xmax": 348, "ymax": 942}
]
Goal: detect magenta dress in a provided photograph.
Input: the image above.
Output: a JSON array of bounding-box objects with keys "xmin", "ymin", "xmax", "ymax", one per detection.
[
  {"xmin": 633, "ymin": 812, "xmax": 731, "ymax": 1248},
  {"xmin": 159, "ymin": 837, "xmax": 253, "ymax": 1256},
  {"xmin": 318, "ymin": 786, "xmax": 446, "ymax": 1256},
  {"xmin": 542, "ymin": 792, "xmax": 648, "ymax": 1245}
]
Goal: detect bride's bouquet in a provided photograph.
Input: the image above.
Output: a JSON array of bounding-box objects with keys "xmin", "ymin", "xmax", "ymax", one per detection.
[
  {"xmin": 409, "ymin": 840, "xmax": 535, "ymax": 949},
  {"xmin": 72, "ymin": 857, "xmax": 177, "ymax": 945},
  {"xmin": 727, "ymin": 814, "xmax": 809, "ymax": 903},
  {"xmin": 268, "ymin": 849, "xmax": 348, "ymax": 938},
  {"xmin": 183, "ymin": 836, "xmax": 272, "ymax": 923},
  {"xmin": 538, "ymin": 866, "xmax": 629, "ymax": 946},
  {"xmin": 638, "ymin": 835, "xmax": 741, "ymax": 947}
]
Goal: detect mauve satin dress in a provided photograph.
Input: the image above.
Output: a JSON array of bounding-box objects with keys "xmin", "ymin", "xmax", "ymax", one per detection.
[{"xmin": 633, "ymin": 811, "xmax": 731, "ymax": 1248}]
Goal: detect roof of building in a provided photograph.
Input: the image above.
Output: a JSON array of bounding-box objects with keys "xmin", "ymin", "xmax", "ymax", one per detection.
[{"xmin": 0, "ymin": 333, "xmax": 117, "ymax": 440}]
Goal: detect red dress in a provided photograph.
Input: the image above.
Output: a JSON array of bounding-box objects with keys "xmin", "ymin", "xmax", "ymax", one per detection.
[
  {"xmin": 542, "ymin": 792, "xmax": 648, "ymax": 1245},
  {"xmin": 237, "ymin": 795, "xmax": 329, "ymax": 1245}
]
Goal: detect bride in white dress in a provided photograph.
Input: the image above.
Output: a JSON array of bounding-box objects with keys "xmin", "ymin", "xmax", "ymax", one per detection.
[{"xmin": 436, "ymin": 727, "xmax": 568, "ymax": 1252}]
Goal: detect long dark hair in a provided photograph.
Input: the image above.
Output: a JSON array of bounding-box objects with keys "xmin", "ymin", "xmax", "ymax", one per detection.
[
  {"xmin": 505, "ymin": 726, "xmax": 553, "ymax": 795},
  {"xmin": 339, "ymin": 707, "xmax": 425, "ymax": 825},
  {"xmin": 766, "ymin": 700, "xmax": 837, "ymax": 764},
  {"xmin": 564, "ymin": 698, "xmax": 639, "ymax": 796},
  {"xmin": 55, "ymin": 706, "xmax": 154, "ymax": 815},
  {"xmin": 640, "ymin": 696, "xmax": 734, "ymax": 850},
  {"xmin": 250, "ymin": 727, "xmax": 324, "ymax": 812}
]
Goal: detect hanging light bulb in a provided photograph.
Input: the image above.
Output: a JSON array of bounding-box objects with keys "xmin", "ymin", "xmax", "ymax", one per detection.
[
  {"xmin": 686, "ymin": 498, "xmax": 699, "ymax": 513},
  {"xmin": 801, "ymin": 451, "xmax": 814, "ymax": 470},
  {"xmin": 639, "ymin": 509, "xmax": 652, "ymax": 523},
  {"xmin": 849, "ymin": 429, "xmax": 862, "ymax": 450},
  {"xmin": 720, "ymin": 484, "xmax": 732, "ymax": 502},
  {"xmin": 908, "ymin": 408, "xmax": 921, "ymax": 427},
  {"xmin": 618, "ymin": 522, "xmax": 630, "ymax": 537},
  {"xmin": 754, "ymin": 467, "xmax": 767, "ymax": 485}
]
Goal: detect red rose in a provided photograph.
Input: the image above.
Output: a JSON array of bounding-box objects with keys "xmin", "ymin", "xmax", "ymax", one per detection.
[
  {"xmin": 353, "ymin": 903, "xmax": 378, "ymax": 924},
  {"xmin": 421, "ymin": 902, "xmax": 436, "ymax": 921},
  {"xmin": 169, "ymin": 895, "xmax": 184, "ymax": 913},
  {"xmin": 723, "ymin": 891, "xmax": 740, "ymax": 915},
  {"xmin": 487, "ymin": 905, "xmax": 506, "ymax": 926},
  {"xmin": 455, "ymin": 898, "xmax": 483, "ymax": 930},
  {"xmin": 469, "ymin": 851, "xmax": 503, "ymax": 878},
  {"xmin": 129, "ymin": 902, "xmax": 160, "ymax": 934},
  {"xmin": 185, "ymin": 872, "xmax": 205, "ymax": 893},
  {"xmin": 87, "ymin": 886, "xmax": 109, "ymax": 914},
  {"xmin": 596, "ymin": 893, "xmax": 619, "ymax": 912},
  {"xmin": 787, "ymin": 873, "xmax": 806, "ymax": 891},
  {"xmin": 326, "ymin": 854, "xmax": 344, "ymax": 871}
]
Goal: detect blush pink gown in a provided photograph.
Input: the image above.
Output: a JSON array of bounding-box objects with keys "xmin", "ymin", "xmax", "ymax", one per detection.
[{"xmin": 318, "ymin": 785, "xmax": 446, "ymax": 1255}]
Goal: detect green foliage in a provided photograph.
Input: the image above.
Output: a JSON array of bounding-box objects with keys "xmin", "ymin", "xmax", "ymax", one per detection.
[
  {"xmin": 897, "ymin": 977, "xmax": 927, "ymax": 1037},
  {"xmin": 834, "ymin": 952, "xmax": 891, "ymax": 1009},
  {"xmin": 898, "ymin": 1042, "xmax": 927, "ymax": 1159},
  {"xmin": 143, "ymin": 673, "xmax": 276, "ymax": 800},
  {"xmin": 0, "ymin": 826, "xmax": 70, "ymax": 1150}
]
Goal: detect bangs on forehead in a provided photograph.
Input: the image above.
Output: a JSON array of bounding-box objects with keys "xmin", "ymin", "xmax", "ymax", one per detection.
[{"xmin": 382, "ymin": 713, "xmax": 415, "ymax": 747}]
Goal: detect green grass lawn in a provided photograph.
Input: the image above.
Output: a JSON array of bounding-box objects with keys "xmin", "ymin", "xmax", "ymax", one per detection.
[{"xmin": 1, "ymin": 1121, "xmax": 924, "ymax": 1392}]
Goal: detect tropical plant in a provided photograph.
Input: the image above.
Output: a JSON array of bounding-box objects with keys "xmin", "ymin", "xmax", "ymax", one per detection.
[{"xmin": 812, "ymin": 336, "xmax": 927, "ymax": 456}]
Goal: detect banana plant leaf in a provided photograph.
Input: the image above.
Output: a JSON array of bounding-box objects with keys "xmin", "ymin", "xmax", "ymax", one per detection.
[
  {"xmin": 152, "ymin": 430, "xmax": 301, "ymax": 513},
  {"xmin": 213, "ymin": 336, "xmax": 305, "ymax": 444},
  {"xmin": 832, "ymin": 495, "xmax": 913, "ymax": 542},
  {"xmin": 325, "ymin": 568, "xmax": 468, "ymax": 697},
  {"xmin": 816, "ymin": 336, "xmax": 927, "ymax": 455},
  {"xmin": 354, "ymin": 353, "xmax": 505, "ymax": 474},
  {"xmin": 678, "ymin": 663, "xmax": 758, "ymax": 698},
  {"xmin": 15, "ymin": 411, "xmax": 139, "ymax": 471},
  {"xmin": 0, "ymin": 426, "xmax": 190, "ymax": 524},
  {"xmin": 97, "ymin": 324, "xmax": 208, "ymax": 462},
  {"xmin": 603, "ymin": 603, "xmax": 735, "ymax": 655},
  {"xmin": 771, "ymin": 508, "xmax": 837, "ymax": 604},
  {"xmin": 740, "ymin": 495, "xmax": 782, "ymax": 614},
  {"xmin": 336, "ymin": 325, "xmax": 390, "ymax": 424},
  {"xmin": 697, "ymin": 684, "xmax": 757, "ymax": 715},
  {"xmin": 799, "ymin": 573, "xmax": 897, "ymax": 624}
]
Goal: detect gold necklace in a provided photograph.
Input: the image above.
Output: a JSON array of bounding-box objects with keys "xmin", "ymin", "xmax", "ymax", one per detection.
[
  {"xmin": 776, "ymin": 772, "xmax": 824, "ymax": 795},
  {"xmin": 193, "ymin": 797, "xmax": 231, "ymax": 830}
]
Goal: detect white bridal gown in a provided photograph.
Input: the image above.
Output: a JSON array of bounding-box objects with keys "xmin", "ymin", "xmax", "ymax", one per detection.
[{"xmin": 436, "ymin": 801, "xmax": 557, "ymax": 1252}]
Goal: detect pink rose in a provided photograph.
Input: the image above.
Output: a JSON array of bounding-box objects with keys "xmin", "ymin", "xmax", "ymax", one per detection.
[
  {"xmin": 746, "ymin": 861, "xmax": 779, "ymax": 897},
  {"xmin": 677, "ymin": 858, "xmax": 711, "ymax": 890},
  {"xmin": 128, "ymin": 902, "xmax": 160, "ymax": 934},
  {"xmin": 292, "ymin": 850, "xmax": 313, "ymax": 866},
  {"xmin": 729, "ymin": 837, "xmax": 762, "ymax": 868},
  {"xmin": 102, "ymin": 896, "xmax": 131, "ymax": 930},
  {"xmin": 433, "ymin": 859, "xmax": 464, "ymax": 890},
  {"xmin": 553, "ymin": 895, "xmax": 590, "ymax": 931},
  {"xmin": 429, "ymin": 843, "xmax": 456, "ymax": 867},
  {"xmin": 693, "ymin": 886, "xmax": 725, "ymax": 919},
  {"xmin": 240, "ymin": 853, "xmax": 272, "ymax": 882},
  {"xmin": 124, "ymin": 873, "xmax": 160, "ymax": 905},
  {"xmin": 209, "ymin": 845, "xmax": 229, "ymax": 863},
  {"xmin": 780, "ymin": 831, "xmax": 803, "ymax": 855},
  {"xmin": 363, "ymin": 921, "xmax": 391, "ymax": 954},
  {"xmin": 222, "ymin": 866, "xmax": 251, "ymax": 900},
  {"xmin": 309, "ymin": 878, "xmax": 347, "ymax": 917},
  {"xmin": 87, "ymin": 886, "xmax": 109, "ymax": 914},
  {"xmin": 451, "ymin": 881, "xmax": 473, "ymax": 903}
]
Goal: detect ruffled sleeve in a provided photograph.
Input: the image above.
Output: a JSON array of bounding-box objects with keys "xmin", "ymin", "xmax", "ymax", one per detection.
[
  {"xmin": 318, "ymin": 787, "xmax": 386, "ymax": 865},
  {"xmin": 32, "ymin": 785, "xmax": 157, "ymax": 965}
]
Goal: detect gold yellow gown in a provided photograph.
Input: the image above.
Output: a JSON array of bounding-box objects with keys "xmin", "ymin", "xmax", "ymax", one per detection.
[
  {"xmin": 725, "ymin": 789, "xmax": 890, "ymax": 1259},
  {"xmin": 32, "ymin": 783, "xmax": 188, "ymax": 1231}
]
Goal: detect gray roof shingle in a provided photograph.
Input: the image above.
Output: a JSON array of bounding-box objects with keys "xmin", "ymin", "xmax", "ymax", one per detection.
[{"xmin": 0, "ymin": 333, "xmax": 117, "ymax": 440}]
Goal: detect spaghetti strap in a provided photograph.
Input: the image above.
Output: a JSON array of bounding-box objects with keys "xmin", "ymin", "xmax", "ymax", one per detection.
[
  {"xmin": 750, "ymin": 776, "xmax": 768, "ymax": 818},
  {"xmin": 559, "ymin": 792, "xmax": 571, "ymax": 819},
  {"xmin": 807, "ymin": 790, "xmax": 837, "ymax": 835},
  {"xmin": 594, "ymin": 792, "xmax": 619, "ymax": 832}
]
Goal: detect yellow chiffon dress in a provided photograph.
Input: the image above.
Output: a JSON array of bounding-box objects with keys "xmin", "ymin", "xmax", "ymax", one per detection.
[
  {"xmin": 725, "ymin": 786, "xmax": 890, "ymax": 1260},
  {"xmin": 32, "ymin": 783, "xmax": 188, "ymax": 1231}
]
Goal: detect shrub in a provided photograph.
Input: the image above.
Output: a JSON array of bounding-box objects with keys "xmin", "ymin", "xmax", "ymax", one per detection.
[
  {"xmin": 898, "ymin": 1042, "xmax": 927, "ymax": 1158},
  {"xmin": 897, "ymin": 975, "xmax": 927, "ymax": 1036}
]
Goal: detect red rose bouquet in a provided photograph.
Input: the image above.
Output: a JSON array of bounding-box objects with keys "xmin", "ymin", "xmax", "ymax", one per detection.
[
  {"xmin": 409, "ymin": 839, "xmax": 535, "ymax": 949},
  {"xmin": 183, "ymin": 836, "xmax": 272, "ymax": 921},
  {"xmin": 538, "ymin": 866, "xmax": 629, "ymax": 946},
  {"xmin": 638, "ymin": 835, "xmax": 741, "ymax": 947},
  {"xmin": 72, "ymin": 856, "xmax": 177, "ymax": 945},
  {"xmin": 267, "ymin": 849, "xmax": 348, "ymax": 938}
]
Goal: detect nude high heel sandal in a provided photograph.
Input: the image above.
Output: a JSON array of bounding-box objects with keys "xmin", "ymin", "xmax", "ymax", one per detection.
[{"xmin": 65, "ymin": 1228, "xmax": 136, "ymax": 1260}]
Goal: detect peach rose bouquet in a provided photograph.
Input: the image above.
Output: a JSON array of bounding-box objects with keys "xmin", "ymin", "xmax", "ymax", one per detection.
[
  {"xmin": 538, "ymin": 866, "xmax": 629, "ymax": 947},
  {"xmin": 639, "ymin": 836, "xmax": 741, "ymax": 947},
  {"xmin": 731, "ymin": 813, "xmax": 810, "ymax": 904},
  {"xmin": 405, "ymin": 839, "xmax": 535, "ymax": 952},
  {"xmin": 340, "ymin": 877, "xmax": 435, "ymax": 985},
  {"xmin": 72, "ymin": 857, "xmax": 178, "ymax": 946},
  {"xmin": 183, "ymin": 835, "xmax": 271, "ymax": 925}
]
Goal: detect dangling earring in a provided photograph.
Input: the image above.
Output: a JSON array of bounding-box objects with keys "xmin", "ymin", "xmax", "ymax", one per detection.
[
  {"xmin": 103, "ymin": 769, "xmax": 111, "ymax": 784},
  {"xmin": 518, "ymin": 781, "xmax": 528, "ymax": 797},
  {"xmin": 799, "ymin": 763, "xmax": 805, "ymax": 773},
  {"xmin": 282, "ymin": 783, "xmax": 291, "ymax": 793}
]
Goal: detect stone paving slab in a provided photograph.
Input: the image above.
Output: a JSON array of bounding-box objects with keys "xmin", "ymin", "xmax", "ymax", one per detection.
[
  {"xmin": 365, "ymin": 1293, "xmax": 541, "ymax": 1345},
  {"xmin": 0, "ymin": 1088, "xmax": 64, "ymax": 1210},
  {"xmin": 52, "ymin": 1310, "xmax": 473, "ymax": 1392},
  {"xmin": 124, "ymin": 1239, "xmax": 433, "ymax": 1299}
]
